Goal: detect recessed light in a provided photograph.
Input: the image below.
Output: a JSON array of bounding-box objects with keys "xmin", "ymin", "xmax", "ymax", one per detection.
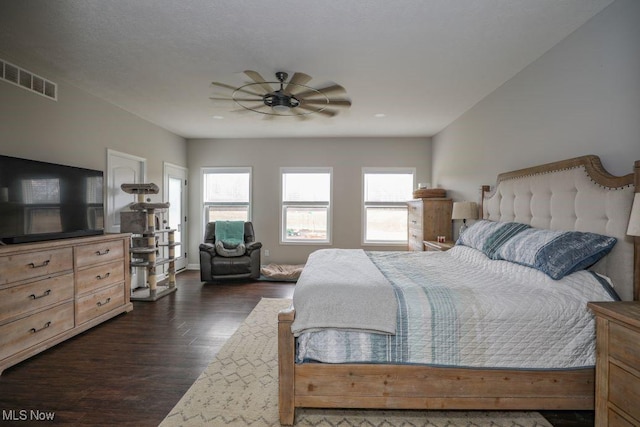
[
  {"xmin": 374, "ymin": 113, "xmax": 386, "ymax": 118},
  {"xmin": 212, "ymin": 115, "xmax": 224, "ymax": 120}
]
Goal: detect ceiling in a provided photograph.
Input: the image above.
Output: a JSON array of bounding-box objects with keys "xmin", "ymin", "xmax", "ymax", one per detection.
[{"xmin": 0, "ymin": 0, "xmax": 614, "ymax": 140}]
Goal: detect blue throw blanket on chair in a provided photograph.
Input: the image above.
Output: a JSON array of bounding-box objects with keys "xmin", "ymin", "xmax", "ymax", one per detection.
[{"xmin": 216, "ymin": 220, "xmax": 245, "ymax": 247}]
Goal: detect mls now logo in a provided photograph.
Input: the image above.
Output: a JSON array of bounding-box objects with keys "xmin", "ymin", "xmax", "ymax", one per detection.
[{"xmin": 2, "ymin": 409, "xmax": 55, "ymax": 421}]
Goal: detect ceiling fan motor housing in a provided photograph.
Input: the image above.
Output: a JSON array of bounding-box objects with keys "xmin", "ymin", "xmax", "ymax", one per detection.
[{"xmin": 264, "ymin": 91, "xmax": 300, "ymax": 109}]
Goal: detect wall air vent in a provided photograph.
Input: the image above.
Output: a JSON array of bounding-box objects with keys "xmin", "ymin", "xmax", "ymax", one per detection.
[{"xmin": 0, "ymin": 58, "xmax": 57, "ymax": 101}]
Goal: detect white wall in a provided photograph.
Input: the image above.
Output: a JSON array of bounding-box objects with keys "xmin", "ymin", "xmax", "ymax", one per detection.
[
  {"xmin": 0, "ymin": 59, "xmax": 187, "ymax": 206},
  {"xmin": 187, "ymin": 137, "xmax": 431, "ymax": 266},
  {"xmin": 433, "ymin": 0, "xmax": 640, "ymax": 212}
]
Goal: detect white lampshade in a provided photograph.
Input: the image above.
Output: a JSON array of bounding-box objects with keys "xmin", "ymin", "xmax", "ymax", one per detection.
[
  {"xmin": 627, "ymin": 193, "xmax": 640, "ymax": 236},
  {"xmin": 451, "ymin": 201, "xmax": 478, "ymax": 221}
]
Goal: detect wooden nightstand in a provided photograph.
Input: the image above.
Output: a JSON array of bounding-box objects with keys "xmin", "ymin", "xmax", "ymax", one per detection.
[
  {"xmin": 587, "ymin": 302, "xmax": 640, "ymax": 427},
  {"xmin": 423, "ymin": 240, "xmax": 455, "ymax": 252}
]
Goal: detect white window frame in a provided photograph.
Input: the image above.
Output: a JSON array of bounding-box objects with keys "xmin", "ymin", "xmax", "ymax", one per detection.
[
  {"xmin": 201, "ymin": 167, "xmax": 252, "ymax": 232},
  {"xmin": 280, "ymin": 167, "xmax": 333, "ymax": 245},
  {"xmin": 362, "ymin": 167, "xmax": 416, "ymax": 245}
]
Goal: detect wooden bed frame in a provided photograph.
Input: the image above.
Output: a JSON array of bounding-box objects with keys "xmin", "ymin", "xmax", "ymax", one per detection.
[{"xmin": 278, "ymin": 155, "xmax": 640, "ymax": 425}]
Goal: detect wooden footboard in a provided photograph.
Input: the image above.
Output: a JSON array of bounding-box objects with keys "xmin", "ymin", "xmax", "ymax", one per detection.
[
  {"xmin": 278, "ymin": 307, "xmax": 594, "ymax": 426},
  {"xmin": 278, "ymin": 307, "xmax": 296, "ymax": 425}
]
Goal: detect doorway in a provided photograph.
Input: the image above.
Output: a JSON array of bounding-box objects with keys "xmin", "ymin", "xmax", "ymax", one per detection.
[
  {"xmin": 106, "ymin": 149, "xmax": 146, "ymax": 288},
  {"xmin": 163, "ymin": 162, "xmax": 188, "ymax": 272}
]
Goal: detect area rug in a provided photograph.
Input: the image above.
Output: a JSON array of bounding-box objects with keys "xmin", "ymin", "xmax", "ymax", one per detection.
[{"xmin": 159, "ymin": 298, "xmax": 552, "ymax": 427}]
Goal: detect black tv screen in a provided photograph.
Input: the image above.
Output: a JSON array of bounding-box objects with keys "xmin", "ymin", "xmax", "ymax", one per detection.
[{"xmin": 0, "ymin": 155, "xmax": 104, "ymax": 244}]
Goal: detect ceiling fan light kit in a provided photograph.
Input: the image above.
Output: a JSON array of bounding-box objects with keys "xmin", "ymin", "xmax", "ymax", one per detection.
[{"xmin": 210, "ymin": 70, "xmax": 351, "ymax": 118}]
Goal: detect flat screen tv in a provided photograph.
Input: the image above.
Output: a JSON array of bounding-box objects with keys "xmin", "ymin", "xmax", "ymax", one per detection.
[{"xmin": 0, "ymin": 155, "xmax": 104, "ymax": 244}]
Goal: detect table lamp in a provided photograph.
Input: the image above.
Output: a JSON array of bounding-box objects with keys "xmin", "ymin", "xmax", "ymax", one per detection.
[{"xmin": 452, "ymin": 201, "xmax": 478, "ymax": 234}]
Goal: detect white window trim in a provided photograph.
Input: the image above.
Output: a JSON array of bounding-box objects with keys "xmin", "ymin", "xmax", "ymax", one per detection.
[
  {"xmin": 201, "ymin": 166, "xmax": 252, "ymax": 235},
  {"xmin": 280, "ymin": 166, "xmax": 333, "ymax": 245},
  {"xmin": 362, "ymin": 167, "xmax": 416, "ymax": 246}
]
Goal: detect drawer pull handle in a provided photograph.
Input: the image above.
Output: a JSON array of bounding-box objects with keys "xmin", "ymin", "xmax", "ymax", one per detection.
[
  {"xmin": 411, "ymin": 220, "xmax": 417, "ymax": 224},
  {"xmin": 29, "ymin": 289, "xmax": 52, "ymax": 300},
  {"xmin": 30, "ymin": 321, "xmax": 51, "ymax": 334},
  {"xmin": 97, "ymin": 297, "xmax": 111, "ymax": 307},
  {"xmin": 96, "ymin": 272, "xmax": 111, "ymax": 280},
  {"xmin": 96, "ymin": 249, "xmax": 110, "ymax": 256},
  {"xmin": 28, "ymin": 259, "xmax": 50, "ymax": 269}
]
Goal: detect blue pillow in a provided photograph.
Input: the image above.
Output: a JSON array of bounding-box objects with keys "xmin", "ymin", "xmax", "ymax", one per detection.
[
  {"xmin": 496, "ymin": 228, "xmax": 617, "ymax": 279},
  {"xmin": 456, "ymin": 220, "xmax": 530, "ymax": 259},
  {"xmin": 456, "ymin": 220, "xmax": 504, "ymax": 251}
]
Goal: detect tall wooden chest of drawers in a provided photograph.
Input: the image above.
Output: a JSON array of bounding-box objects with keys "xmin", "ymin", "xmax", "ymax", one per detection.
[
  {"xmin": 588, "ymin": 302, "xmax": 640, "ymax": 427},
  {"xmin": 0, "ymin": 233, "xmax": 132, "ymax": 374},
  {"xmin": 407, "ymin": 198, "xmax": 453, "ymax": 251}
]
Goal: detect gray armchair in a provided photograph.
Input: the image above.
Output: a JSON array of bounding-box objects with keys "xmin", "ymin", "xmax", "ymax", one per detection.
[{"xmin": 199, "ymin": 221, "xmax": 262, "ymax": 282}]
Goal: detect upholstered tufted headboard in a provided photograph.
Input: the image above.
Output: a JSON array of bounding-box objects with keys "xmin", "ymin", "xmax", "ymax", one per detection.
[{"xmin": 481, "ymin": 155, "xmax": 638, "ymax": 301}]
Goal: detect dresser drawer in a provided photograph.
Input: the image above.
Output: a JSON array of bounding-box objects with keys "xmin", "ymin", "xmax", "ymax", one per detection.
[
  {"xmin": 408, "ymin": 241, "xmax": 423, "ymax": 251},
  {"xmin": 609, "ymin": 321, "xmax": 640, "ymax": 369},
  {"xmin": 408, "ymin": 204, "xmax": 423, "ymax": 224},
  {"xmin": 0, "ymin": 273, "xmax": 74, "ymax": 324},
  {"xmin": 408, "ymin": 227, "xmax": 424, "ymax": 249},
  {"xmin": 608, "ymin": 363, "xmax": 640, "ymax": 422},
  {"xmin": 76, "ymin": 261, "xmax": 125, "ymax": 295},
  {"xmin": 75, "ymin": 283, "xmax": 125, "ymax": 325},
  {"xmin": 0, "ymin": 302, "xmax": 74, "ymax": 361},
  {"xmin": 75, "ymin": 239, "xmax": 125, "ymax": 268},
  {"xmin": 0, "ymin": 248, "xmax": 73, "ymax": 286}
]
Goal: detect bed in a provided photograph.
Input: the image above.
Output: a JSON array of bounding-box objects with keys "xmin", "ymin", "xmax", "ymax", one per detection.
[{"xmin": 277, "ymin": 155, "xmax": 640, "ymax": 426}]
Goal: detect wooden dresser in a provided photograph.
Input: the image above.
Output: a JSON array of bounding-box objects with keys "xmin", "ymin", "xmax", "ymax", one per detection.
[
  {"xmin": 407, "ymin": 198, "xmax": 453, "ymax": 251},
  {"xmin": 0, "ymin": 233, "xmax": 132, "ymax": 374},
  {"xmin": 588, "ymin": 302, "xmax": 640, "ymax": 427}
]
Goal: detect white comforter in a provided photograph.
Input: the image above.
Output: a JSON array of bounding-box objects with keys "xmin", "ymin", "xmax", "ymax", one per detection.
[
  {"xmin": 291, "ymin": 249, "xmax": 396, "ymax": 336},
  {"xmin": 295, "ymin": 246, "xmax": 618, "ymax": 369}
]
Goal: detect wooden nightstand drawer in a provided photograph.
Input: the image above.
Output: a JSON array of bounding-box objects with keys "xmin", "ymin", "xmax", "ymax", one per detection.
[
  {"xmin": 609, "ymin": 321, "xmax": 640, "ymax": 369},
  {"xmin": 609, "ymin": 363, "xmax": 640, "ymax": 422}
]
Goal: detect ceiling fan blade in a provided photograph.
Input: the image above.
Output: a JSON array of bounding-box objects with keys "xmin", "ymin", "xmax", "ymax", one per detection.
[
  {"xmin": 294, "ymin": 113, "xmax": 311, "ymax": 121},
  {"xmin": 297, "ymin": 105, "xmax": 338, "ymax": 117},
  {"xmin": 209, "ymin": 97, "xmax": 263, "ymax": 102},
  {"xmin": 211, "ymin": 81, "xmax": 263, "ymax": 97},
  {"xmin": 230, "ymin": 104, "xmax": 268, "ymax": 113},
  {"xmin": 284, "ymin": 72, "xmax": 312, "ymax": 94},
  {"xmin": 296, "ymin": 84, "xmax": 346, "ymax": 99},
  {"xmin": 303, "ymin": 99, "xmax": 352, "ymax": 107},
  {"xmin": 244, "ymin": 70, "xmax": 274, "ymax": 94}
]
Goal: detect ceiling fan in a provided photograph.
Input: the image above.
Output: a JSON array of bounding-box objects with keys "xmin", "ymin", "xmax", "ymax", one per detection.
[{"xmin": 210, "ymin": 70, "xmax": 351, "ymax": 118}]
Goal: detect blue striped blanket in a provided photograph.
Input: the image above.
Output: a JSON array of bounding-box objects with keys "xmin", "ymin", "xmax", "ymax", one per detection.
[{"xmin": 296, "ymin": 246, "xmax": 617, "ymax": 369}]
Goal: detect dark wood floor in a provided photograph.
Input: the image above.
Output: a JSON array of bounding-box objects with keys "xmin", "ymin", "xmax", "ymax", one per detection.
[{"xmin": 0, "ymin": 271, "xmax": 593, "ymax": 426}]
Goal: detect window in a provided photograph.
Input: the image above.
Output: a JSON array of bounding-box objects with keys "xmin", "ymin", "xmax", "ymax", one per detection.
[
  {"xmin": 281, "ymin": 167, "xmax": 332, "ymax": 244},
  {"xmin": 363, "ymin": 168, "xmax": 415, "ymax": 244},
  {"xmin": 202, "ymin": 167, "xmax": 251, "ymax": 224}
]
